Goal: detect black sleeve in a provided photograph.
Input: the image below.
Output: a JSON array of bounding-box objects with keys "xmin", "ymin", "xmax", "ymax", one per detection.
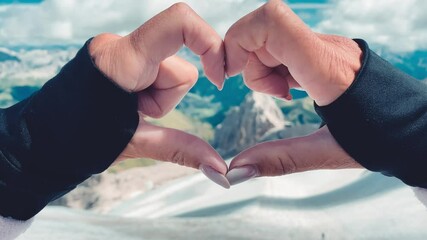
[
  {"xmin": 315, "ymin": 39, "xmax": 427, "ymax": 188},
  {"xmin": 0, "ymin": 39, "xmax": 139, "ymax": 220}
]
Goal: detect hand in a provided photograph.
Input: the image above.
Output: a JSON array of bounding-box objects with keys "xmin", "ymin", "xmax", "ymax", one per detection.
[
  {"xmin": 224, "ymin": 0, "xmax": 363, "ymax": 106},
  {"xmin": 226, "ymin": 126, "xmax": 362, "ymax": 185},
  {"xmin": 224, "ymin": 0, "xmax": 363, "ymax": 185},
  {"xmin": 89, "ymin": 3, "xmax": 230, "ymax": 188}
]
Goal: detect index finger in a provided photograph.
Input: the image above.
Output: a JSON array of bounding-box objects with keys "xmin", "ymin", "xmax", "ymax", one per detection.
[
  {"xmin": 124, "ymin": 3, "xmax": 225, "ymax": 89},
  {"xmin": 224, "ymin": 0, "xmax": 317, "ymax": 77}
]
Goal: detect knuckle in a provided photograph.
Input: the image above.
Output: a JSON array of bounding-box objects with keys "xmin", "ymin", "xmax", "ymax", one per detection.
[
  {"xmin": 168, "ymin": 134, "xmax": 200, "ymax": 168},
  {"xmin": 129, "ymin": 31, "xmax": 141, "ymax": 51},
  {"xmin": 262, "ymin": 0, "xmax": 287, "ymax": 23},
  {"xmin": 92, "ymin": 33, "xmax": 121, "ymax": 47},
  {"xmin": 277, "ymin": 152, "xmax": 298, "ymax": 175},
  {"xmin": 170, "ymin": 150, "xmax": 186, "ymax": 166},
  {"xmin": 225, "ymin": 24, "xmax": 238, "ymax": 39},
  {"xmin": 128, "ymin": 29, "xmax": 147, "ymax": 59},
  {"xmin": 225, "ymin": 22, "xmax": 243, "ymax": 44},
  {"xmin": 169, "ymin": 2, "xmax": 193, "ymax": 17}
]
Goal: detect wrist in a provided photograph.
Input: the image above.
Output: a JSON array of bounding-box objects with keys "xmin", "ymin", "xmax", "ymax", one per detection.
[
  {"xmin": 89, "ymin": 34, "xmax": 136, "ymax": 93},
  {"xmin": 313, "ymin": 36, "xmax": 363, "ymax": 106}
]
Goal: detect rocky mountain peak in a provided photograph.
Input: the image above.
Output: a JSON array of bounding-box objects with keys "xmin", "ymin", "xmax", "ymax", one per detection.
[{"xmin": 212, "ymin": 92, "xmax": 289, "ymax": 158}]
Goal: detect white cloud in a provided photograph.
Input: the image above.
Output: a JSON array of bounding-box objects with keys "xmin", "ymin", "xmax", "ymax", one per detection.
[
  {"xmin": 316, "ymin": 0, "xmax": 427, "ymax": 52},
  {"xmin": 0, "ymin": 0, "xmax": 264, "ymax": 46},
  {"xmin": 3, "ymin": 0, "xmax": 425, "ymax": 53}
]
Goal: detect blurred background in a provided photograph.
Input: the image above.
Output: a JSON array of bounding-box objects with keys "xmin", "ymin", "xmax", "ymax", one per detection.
[{"xmin": 1, "ymin": 0, "xmax": 426, "ymax": 239}]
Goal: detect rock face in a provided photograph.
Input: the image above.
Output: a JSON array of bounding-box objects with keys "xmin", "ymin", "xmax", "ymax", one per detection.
[{"xmin": 212, "ymin": 92, "xmax": 289, "ymax": 158}]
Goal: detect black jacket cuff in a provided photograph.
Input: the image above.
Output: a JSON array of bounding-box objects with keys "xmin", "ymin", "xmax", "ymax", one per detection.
[
  {"xmin": 315, "ymin": 39, "xmax": 427, "ymax": 188},
  {"xmin": 0, "ymin": 39, "xmax": 138, "ymax": 220}
]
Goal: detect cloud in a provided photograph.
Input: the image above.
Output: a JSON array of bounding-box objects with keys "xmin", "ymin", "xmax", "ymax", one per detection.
[
  {"xmin": 0, "ymin": 0, "xmax": 264, "ymax": 46},
  {"xmin": 316, "ymin": 0, "xmax": 427, "ymax": 52},
  {"xmin": 3, "ymin": 0, "xmax": 425, "ymax": 53}
]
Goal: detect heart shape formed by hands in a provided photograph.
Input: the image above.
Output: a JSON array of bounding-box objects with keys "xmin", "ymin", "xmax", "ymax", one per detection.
[{"xmin": 90, "ymin": 0, "xmax": 363, "ymax": 189}]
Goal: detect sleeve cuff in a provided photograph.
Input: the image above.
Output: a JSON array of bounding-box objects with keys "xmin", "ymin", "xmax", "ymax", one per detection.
[
  {"xmin": 0, "ymin": 39, "xmax": 138, "ymax": 220},
  {"xmin": 314, "ymin": 39, "xmax": 427, "ymax": 188}
]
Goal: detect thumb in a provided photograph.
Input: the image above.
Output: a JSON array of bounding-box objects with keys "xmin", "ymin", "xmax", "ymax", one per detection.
[
  {"xmin": 226, "ymin": 126, "xmax": 362, "ymax": 186},
  {"xmin": 119, "ymin": 114, "xmax": 230, "ymax": 188}
]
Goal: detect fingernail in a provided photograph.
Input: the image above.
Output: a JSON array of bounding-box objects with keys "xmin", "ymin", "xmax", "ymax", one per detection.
[
  {"xmin": 217, "ymin": 81, "xmax": 225, "ymax": 91},
  {"xmin": 226, "ymin": 165, "xmax": 259, "ymax": 186},
  {"xmin": 217, "ymin": 73, "xmax": 228, "ymax": 91},
  {"xmin": 199, "ymin": 164, "xmax": 230, "ymax": 189},
  {"xmin": 285, "ymin": 94, "xmax": 293, "ymax": 101}
]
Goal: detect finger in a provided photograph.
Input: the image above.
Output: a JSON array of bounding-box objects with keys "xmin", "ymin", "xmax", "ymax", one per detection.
[
  {"xmin": 121, "ymin": 116, "xmax": 230, "ymax": 188},
  {"xmin": 138, "ymin": 55, "xmax": 198, "ymax": 118},
  {"xmin": 254, "ymin": 46, "xmax": 281, "ymax": 68},
  {"xmin": 224, "ymin": 0, "xmax": 318, "ymax": 77},
  {"xmin": 226, "ymin": 126, "xmax": 362, "ymax": 185},
  {"xmin": 124, "ymin": 3, "xmax": 225, "ymax": 89},
  {"xmin": 242, "ymin": 53, "xmax": 292, "ymax": 100}
]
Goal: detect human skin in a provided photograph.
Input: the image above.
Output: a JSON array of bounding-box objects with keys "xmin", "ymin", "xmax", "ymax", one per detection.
[
  {"xmin": 88, "ymin": 3, "xmax": 230, "ymax": 188},
  {"xmin": 88, "ymin": 1, "xmax": 364, "ymax": 188},
  {"xmin": 224, "ymin": 0, "xmax": 364, "ymax": 185}
]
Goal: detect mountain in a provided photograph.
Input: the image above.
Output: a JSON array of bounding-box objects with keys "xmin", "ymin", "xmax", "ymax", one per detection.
[
  {"xmin": 276, "ymin": 97, "xmax": 322, "ymax": 125},
  {"xmin": 176, "ymin": 93, "xmax": 222, "ymax": 121},
  {"xmin": 184, "ymin": 74, "xmax": 250, "ymax": 126},
  {"xmin": 1, "ymin": 44, "xmax": 425, "ymax": 117},
  {"xmin": 212, "ymin": 92, "xmax": 289, "ymax": 158},
  {"xmin": 147, "ymin": 109, "xmax": 214, "ymax": 141},
  {"xmin": 380, "ymin": 50, "xmax": 427, "ymax": 80},
  {"xmin": 5, "ymin": 45, "xmax": 427, "ymax": 240}
]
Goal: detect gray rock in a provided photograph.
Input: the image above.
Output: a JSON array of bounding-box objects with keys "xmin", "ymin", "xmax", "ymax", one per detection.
[{"xmin": 212, "ymin": 92, "xmax": 290, "ymax": 158}]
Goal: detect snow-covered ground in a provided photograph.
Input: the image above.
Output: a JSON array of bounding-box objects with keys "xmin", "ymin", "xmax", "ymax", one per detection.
[{"xmin": 18, "ymin": 169, "xmax": 427, "ymax": 240}]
